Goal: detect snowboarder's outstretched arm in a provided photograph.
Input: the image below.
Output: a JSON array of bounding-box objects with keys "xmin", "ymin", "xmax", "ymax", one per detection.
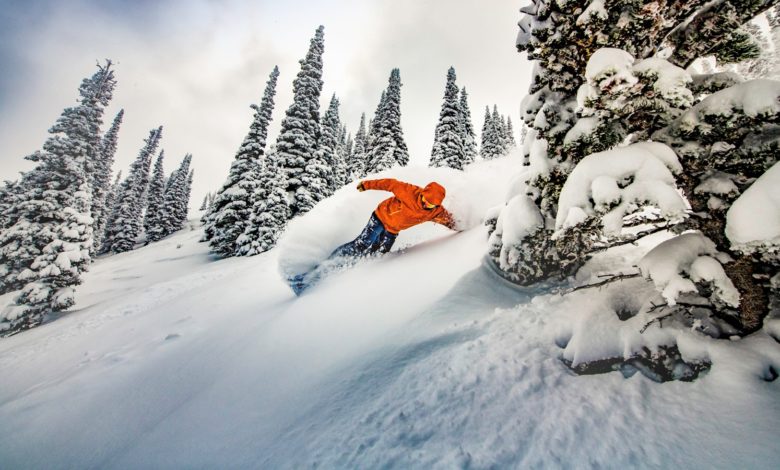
[
  {"xmin": 357, "ymin": 178, "xmax": 417, "ymax": 198},
  {"xmin": 433, "ymin": 207, "xmax": 459, "ymax": 231}
]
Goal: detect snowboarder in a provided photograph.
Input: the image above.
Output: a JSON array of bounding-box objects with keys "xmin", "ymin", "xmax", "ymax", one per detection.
[{"xmin": 289, "ymin": 178, "xmax": 459, "ymax": 294}]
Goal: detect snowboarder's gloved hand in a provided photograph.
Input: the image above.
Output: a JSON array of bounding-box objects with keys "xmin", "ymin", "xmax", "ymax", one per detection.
[{"xmin": 356, "ymin": 181, "xmax": 366, "ymax": 192}]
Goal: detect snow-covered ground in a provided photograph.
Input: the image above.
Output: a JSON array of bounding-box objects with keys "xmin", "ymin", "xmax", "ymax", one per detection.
[{"xmin": 1, "ymin": 154, "xmax": 779, "ymax": 469}]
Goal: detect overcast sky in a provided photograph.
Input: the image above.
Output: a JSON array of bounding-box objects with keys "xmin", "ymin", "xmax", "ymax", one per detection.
[{"xmin": 0, "ymin": 0, "xmax": 532, "ymax": 205}]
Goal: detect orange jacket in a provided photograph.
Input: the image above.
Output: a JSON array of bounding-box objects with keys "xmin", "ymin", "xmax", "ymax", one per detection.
[{"xmin": 362, "ymin": 178, "xmax": 457, "ymax": 234}]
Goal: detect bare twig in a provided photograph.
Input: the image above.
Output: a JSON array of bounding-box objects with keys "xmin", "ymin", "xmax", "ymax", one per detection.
[
  {"xmin": 565, "ymin": 272, "xmax": 643, "ymax": 294},
  {"xmin": 591, "ymin": 224, "xmax": 671, "ymax": 253},
  {"xmin": 639, "ymin": 301, "xmax": 712, "ymax": 333},
  {"xmin": 640, "ymin": 311, "xmax": 675, "ymax": 333}
]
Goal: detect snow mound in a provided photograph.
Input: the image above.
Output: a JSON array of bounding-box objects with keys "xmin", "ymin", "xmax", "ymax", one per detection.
[
  {"xmin": 277, "ymin": 154, "xmax": 522, "ymax": 278},
  {"xmin": 638, "ymin": 232, "xmax": 739, "ymax": 307},
  {"xmin": 726, "ymin": 161, "xmax": 780, "ymax": 257},
  {"xmin": 679, "ymin": 79, "xmax": 780, "ymax": 131},
  {"xmin": 555, "ymin": 142, "xmax": 685, "ymax": 235},
  {"xmin": 490, "ymin": 195, "xmax": 544, "ymax": 270},
  {"xmin": 585, "ymin": 48, "xmax": 636, "ymax": 87}
]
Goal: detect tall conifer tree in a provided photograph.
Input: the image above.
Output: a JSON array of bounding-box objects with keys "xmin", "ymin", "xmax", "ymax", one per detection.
[
  {"xmin": 459, "ymin": 87, "xmax": 478, "ymax": 165},
  {"xmin": 102, "ymin": 126, "xmax": 163, "ymax": 254},
  {"xmin": 430, "ymin": 67, "xmax": 467, "ymax": 170},
  {"xmin": 144, "ymin": 150, "xmax": 167, "ymax": 243},
  {"xmin": 0, "ymin": 62, "xmax": 115, "ymax": 335},
  {"xmin": 237, "ymin": 145, "xmax": 291, "ymax": 256},
  {"xmin": 350, "ymin": 113, "xmax": 368, "ymax": 178},
  {"xmin": 204, "ymin": 66, "xmax": 279, "ymax": 256},
  {"xmin": 366, "ymin": 68, "xmax": 408, "ymax": 172},
  {"xmin": 276, "ymin": 26, "xmax": 326, "ymax": 217},
  {"xmin": 92, "ymin": 108, "xmax": 123, "ymax": 252}
]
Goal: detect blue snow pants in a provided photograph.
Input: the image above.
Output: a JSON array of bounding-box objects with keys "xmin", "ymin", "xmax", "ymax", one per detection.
[{"xmin": 330, "ymin": 212, "xmax": 397, "ymax": 258}]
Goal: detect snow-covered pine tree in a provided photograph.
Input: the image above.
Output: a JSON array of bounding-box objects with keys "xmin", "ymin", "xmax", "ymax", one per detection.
[
  {"xmin": 158, "ymin": 154, "xmax": 193, "ymax": 237},
  {"xmin": 487, "ymin": 0, "xmax": 779, "ymax": 335},
  {"xmin": 0, "ymin": 180, "xmax": 20, "ymax": 232},
  {"xmin": 236, "ymin": 144, "xmax": 291, "ymax": 256},
  {"xmin": 182, "ymin": 168, "xmax": 194, "ymax": 227},
  {"xmin": 103, "ymin": 170, "xmax": 122, "ymax": 229},
  {"xmin": 317, "ymin": 94, "xmax": 343, "ymax": 194},
  {"xmin": 363, "ymin": 92, "xmax": 385, "ymax": 171},
  {"xmin": 203, "ymin": 66, "xmax": 279, "ymax": 257},
  {"xmin": 506, "ymin": 116, "xmax": 517, "ymax": 148},
  {"xmin": 459, "ymin": 87, "xmax": 478, "ymax": 164},
  {"xmin": 344, "ymin": 131, "xmax": 354, "ymax": 168},
  {"xmin": 349, "ymin": 113, "xmax": 368, "ymax": 179},
  {"xmin": 101, "ymin": 126, "xmax": 163, "ymax": 254},
  {"xmin": 199, "ymin": 195, "xmax": 208, "ymax": 211},
  {"xmin": 276, "ymin": 26, "xmax": 325, "ymax": 217},
  {"xmin": 366, "ymin": 68, "xmax": 409, "ymax": 173},
  {"xmin": 430, "ymin": 67, "xmax": 467, "ymax": 170},
  {"xmin": 91, "ymin": 108, "xmax": 123, "ymax": 252},
  {"xmin": 0, "ymin": 62, "xmax": 116, "ymax": 335},
  {"xmin": 480, "ymin": 106, "xmax": 501, "ymax": 160},
  {"xmin": 492, "ymin": 106, "xmax": 509, "ymax": 155},
  {"xmin": 143, "ymin": 150, "xmax": 167, "ymax": 243}
]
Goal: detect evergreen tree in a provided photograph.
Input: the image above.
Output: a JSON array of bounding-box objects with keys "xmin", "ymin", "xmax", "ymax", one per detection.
[
  {"xmin": 350, "ymin": 113, "xmax": 368, "ymax": 178},
  {"xmin": 102, "ymin": 126, "xmax": 163, "ymax": 254},
  {"xmin": 203, "ymin": 66, "xmax": 279, "ymax": 256},
  {"xmin": 102, "ymin": 170, "xmax": 122, "ymax": 230},
  {"xmin": 364, "ymin": 92, "xmax": 385, "ymax": 170},
  {"xmin": 276, "ymin": 26, "xmax": 325, "ymax": 217},
  {"xmin": 506, "ymin": 116, "xmax": 517, "ymax": 148},
  {"xmin": 183, "ymin": 169, "xmax": 194, "ymax": 226},
  {"xmin": 493, "ymin": 106, "xmax": 509, "ymax": 155},
  {"xmin": 430, "ymin": 67, "xmax": 467, "ymax": 170},
  {"xmin": 485, "ymin": 0, "xmax": 780, "ymax": 335},
  {"xmin": 317, "ymin": 94, "xmax": 344, "ymax": 194},
  {"xmin": 344, "ymin": 131, "xmax": 354, "ymax": 181},
  {"xmin": 366, "ymin": 68, "xmax": 409, "ymax": 172},
  {"xmin": 143, "ymin": 150, "xmax": 167, "ymax": 243},
  {"xmin": 91, "ymin": 108, "xmax": 123, "ymax": 252},
  {"xmin": 237, "ymin": 145, "xmax": 291, "ymax": 256},
  {"xmin": 0, "ymin": 180, "xmax": 20, "ymax": 232},
  {"xmin": 0, "ymin": 62, "xmax": 115, "ymax": 335},
  {"xmin": 199, "ymin": 195, "xmax": 209, "ymax": 211},
  {"xmin": 159, "ymin": 154, "xmax": 193, "ymax": 237},
  {"xmin": 459, "ymin": 87, "xmax": 478, "ymax": 164},
  {"xmin": 480, "ymin": 106, "xmax": 501, "ymax": 160}
]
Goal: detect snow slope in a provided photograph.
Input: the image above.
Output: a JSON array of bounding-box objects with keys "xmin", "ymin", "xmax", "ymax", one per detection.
[{"xmin": 1, "ymin": 154, "xmax": 779, "ymax": 469}]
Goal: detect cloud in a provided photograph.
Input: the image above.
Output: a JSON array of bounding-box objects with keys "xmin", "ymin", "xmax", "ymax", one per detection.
[{"xmin": 0, "ymin": 0, "xmax": 531, "ymax": 208}]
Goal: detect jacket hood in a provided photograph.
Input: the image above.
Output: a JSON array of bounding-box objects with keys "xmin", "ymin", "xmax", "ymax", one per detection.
[{"xmin": 421, "ymin": 182, "xmax": 446, "ymax": 206}]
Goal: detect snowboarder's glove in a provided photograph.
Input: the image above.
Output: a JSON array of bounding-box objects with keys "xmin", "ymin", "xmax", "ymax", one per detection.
[{"xmin": 357, "ymin": 181, "xmax": 366, "ymax": 192}]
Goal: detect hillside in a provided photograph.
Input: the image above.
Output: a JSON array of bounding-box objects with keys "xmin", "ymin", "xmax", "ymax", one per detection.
[{"xmin": 1, "ymin": 154, "xmax": 779, "ymax": 469}]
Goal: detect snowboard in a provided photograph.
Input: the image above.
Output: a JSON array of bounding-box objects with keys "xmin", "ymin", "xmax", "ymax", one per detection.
[{"xmin": 287, "ymin": 255, "xmax": 361, "ymax": 296}]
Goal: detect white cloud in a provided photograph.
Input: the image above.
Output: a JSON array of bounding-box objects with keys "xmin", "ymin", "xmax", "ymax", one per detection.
[{"xmin": 0, "ymin": 0, "xmax": 531, "ymax": 207}]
